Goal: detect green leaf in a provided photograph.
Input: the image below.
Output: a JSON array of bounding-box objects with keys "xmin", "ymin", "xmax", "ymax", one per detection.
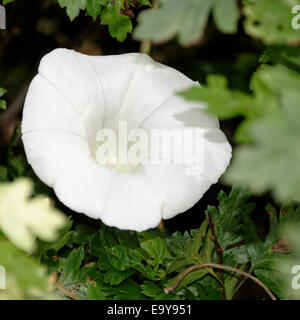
[
  {"xmin": 244, "ymin": 0, "xmax": 300, "ymax": 45},
  {"xmin": 105, "ymin": 244, "xmax": 146, "ymax": 271},
  {"xmin": 167, "ymin": 231, "xmax": 192, "ymax": 257},
  {"xmin": 70, "ymin": 223, "xmax": 95, "ymax": 245},
  {"xmin": 176, "ymin": 268, "xmax": 208, "ymax": 289},
  {"xmin": 167, "ymin": 257, "xmax": 198, "ymax": 275},
  {"xmin": 3, "ymin": 0, "xmax": 14, "ymax": 5},
  {"xmin": 114, "ymin": 279, "xmax": 146, "ymax": 300},
  {"xmin": 263, "ymin": 45, "xmax": 300, "ymax": 72},
  {"xmin": 206, "ymin": 187, "xmax": 255, "ymax": 249},
  {"xmin": 254, "ymin": 268, "xmax": 284, "ymax": 299},
  {"xmin": 58, "ymin": 246, "xmax": 95, "ymax": 299},
  {"xmin": 138, "ymin": 0, "xmax": 151, "ymax": 6},
  {"xmin": 59, "ymin": 246, "xmax": 85, "ymax": 285},
  {"xmin": 0, "ymin": 99, "xmax": 6, "ymax": 110},
  {"xmin": 36, "ymin": 217, "xmax": 73, "ymax": 257},
  {"xmin": 89, "ymin": 232, "xmax": 111, "ymax": 271},
  {"xmin": 58, "ymin": 0, "xmax": 87, "ymax": 21},
  {"xmin": 274, "ymin": 222, "xmax": 300, "ymax": 299},
  {"xmin": 141, "ymin": 280, "xmax": 162, "ymax": 298},
  {"xmin": 138, "ymin": 232, "xmax": 171, "ymax": 266},
  {"xmin": 100, "ymin": 2, "xmax": 132, "ymax": 42},
  {"xmin": 86, "ymin": 0, "xmax": 107, "ymax": 20},
  {"xmin": 0, "ymin": 165, "xmax": 8, "ymax": 182},
  {"xmin": 134, "ymin": 0, "xmax": 213, "ymax": 46},
  {"xmin": 134, "ymin": 0, "xmax": 239, "ymax": 46},
  {"xmin": 185, "ymin": 217, "xmax": 209, "ymax": 256},
  {"xmin": 196, "ymin": 274, "xmax": 222, "ymax": 300},
  {"xmin": 86, "ymin": 284, "xmax": 107, "ymax": 300},
  {"xmin": 103, "ymin": 268, "xmax": 135, "ymax": 286},
  {"xmin": 225, "ymin": 65, "xmax": 300, "ymax": 202},
  {"xmin": 213, "ymin": 0, "xmax": 239, "ymax": 34},
  {"xmin": 0, "ymin": 240, "xmax": 53, "ymax": 299},
  {"xmin": 0, "ymin": 179, "xmax": 66, "ymax": 253},
  {"xmin": 0, "ymin": 88, "xmax": 7, "ymax": 110},
  {"xmin": 180, "ymin": 69, "xmax": 279, "ymax": 143}
]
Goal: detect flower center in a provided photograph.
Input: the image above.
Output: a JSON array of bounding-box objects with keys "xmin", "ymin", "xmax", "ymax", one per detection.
[{"xmin": 88, "ymin": 121, "xmax": 143, "ymax": 174}]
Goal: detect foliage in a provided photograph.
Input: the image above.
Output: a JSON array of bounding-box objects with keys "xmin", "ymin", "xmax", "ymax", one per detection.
[
  {"xmin": 0, "ymin": 239, "xmax": 56, "ymax": 300},
  {"xmin": 0, "ymin": 179, "xmax": 66, "ymax": 299},
  {"xmin": 133, "ymin": 0, "xmax": 240, "ymax": 46},
  {"xmin": 2, "ymin": 0, "xmax": 300, "ymax": 301},
  {"xmin": 0, "ymin": 179, "xmax": 66, "ymax": 253},
  {"xmin": 25, "ymin": 188, "xmax": 300, "ymax": 300},
  {"xmin": 0, "ymin": 88, "xmax": 7, "ymax": 110},
  {"xmin": 182, "ymin": 55, "xmax": 300, "ymax": 204},
  {"xmin": 243, "ymin": 0, "xmax": 300, "ymax": 45},
  {"xmin": 57, "ymin": 0, "xmax": 151, "ymax": 41}
]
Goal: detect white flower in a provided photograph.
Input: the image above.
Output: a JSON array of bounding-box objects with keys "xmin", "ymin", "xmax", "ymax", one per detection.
[{"xmin": 21, "ymin": 49, "xmax": 231, "ymax": 232}]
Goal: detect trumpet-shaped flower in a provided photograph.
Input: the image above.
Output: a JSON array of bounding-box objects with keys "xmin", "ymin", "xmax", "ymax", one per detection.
[{"xmin": 21, "ymin": 49, "xmax": 231, "ymax": 231}]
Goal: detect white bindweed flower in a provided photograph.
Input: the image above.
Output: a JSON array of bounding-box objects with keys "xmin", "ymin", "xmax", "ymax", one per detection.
[{"xmin": 21, "ymin": 49, "xmax": 232, "ymax": 231}]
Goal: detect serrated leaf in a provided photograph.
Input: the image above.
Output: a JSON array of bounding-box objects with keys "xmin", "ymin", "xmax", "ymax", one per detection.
[
  {"xmin": 167, "ymin": 231, "xmax": 192, "ymax": 257},
  {"xmin": 106, "ymin": 244, "xmax": 146, "ymax": 271},
  {"xmin": 59, "ymin": 246, "xmax": 85, "ymax": 285},
  {"xmin": 86, "ymin": 0, "xmax": 107, "ymax": 20},
  {"xmin": 58, "ymin": 0, "xmax": 87, "ymax": 21},
  {"xmin": 100, "ymin": 2, "xmax": 132, "ymax": 41},
  {"xmin": 37, "ymin": 217, "xmax": 73, "ymax": 256},
  {"xmin": 134, "ymin": 0, "xmax": 213, "ymax": 46},
  {"xmin": 185, "ymin": 217, "xmax": 209, "ymax": 256},
  {"xmin": 0, "ymin": 179, "xmax": 66, "ymax": 253},
  {"xmin": 180, "ymin": 69, "xmax": 279, "ymax": 143},
  {"xmin": 86, "ymin": 284, "xmax": 107, "ymax": 300},
  {"xmin": 225, "ymin": 65, "xmax": 300, "ymax": 202},
  {"xmin": 134, "ymin": 0, "xmax": 239, "ymax": 46},
  {"xmin": 206, "ymin": 187, "xmax": 255, "ymax": 249},
  {"xmin": 196, "ymin": 274, "xmax": 222, "ymax": 300},
  {"xmin": 138, "ymin": 232, "xmax": 171, "ymax": 266},
  {"xmin": 0, "ymin": 240, "xmax": 53, "ymax": 299},
  {"xmin": 244, "ymin": 0, "xmax": 300, "ymax": 45},
  {"xmin": 89, "ymin": 232, "xmax": 111, "ymax": 271}
]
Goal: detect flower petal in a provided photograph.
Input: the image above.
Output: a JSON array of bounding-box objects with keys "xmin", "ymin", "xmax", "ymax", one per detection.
[
  {"xmin": 37, "ymin": 48, "xmax": 106, "ymax": 149},
  {"xmin": 110, "ymin": 54, "xmax": 196, "ymax": 130},
  {"xmin": 22, "ymin": 130, "xmax": 91, "ymax": 186},
  {"xmin": 100, "ymin": 172, "xmax": 162, "ymax": 231},
  {"xmin": 139, "ymin": 95, "xmax": 232, "ymax": 220},
  {"xmin": 22, "ymin": 75, "xmax": 84, "ymax": 135},
  {"xmin": 140, "ymin": 127, "xmax": 232, "ymax": 220}
]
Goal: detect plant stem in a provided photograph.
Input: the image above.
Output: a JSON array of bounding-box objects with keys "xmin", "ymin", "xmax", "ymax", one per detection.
[
  {"xmin": 139, "ymin": 0, "xmax": 159, "ymax": 55},
  {"xmin": 207, "ymin": 213, "xmax": 226, "ymax": 299},
  {"xmin": 164, "ymin": 263, "xmax": 277, "ymax": 300}
]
